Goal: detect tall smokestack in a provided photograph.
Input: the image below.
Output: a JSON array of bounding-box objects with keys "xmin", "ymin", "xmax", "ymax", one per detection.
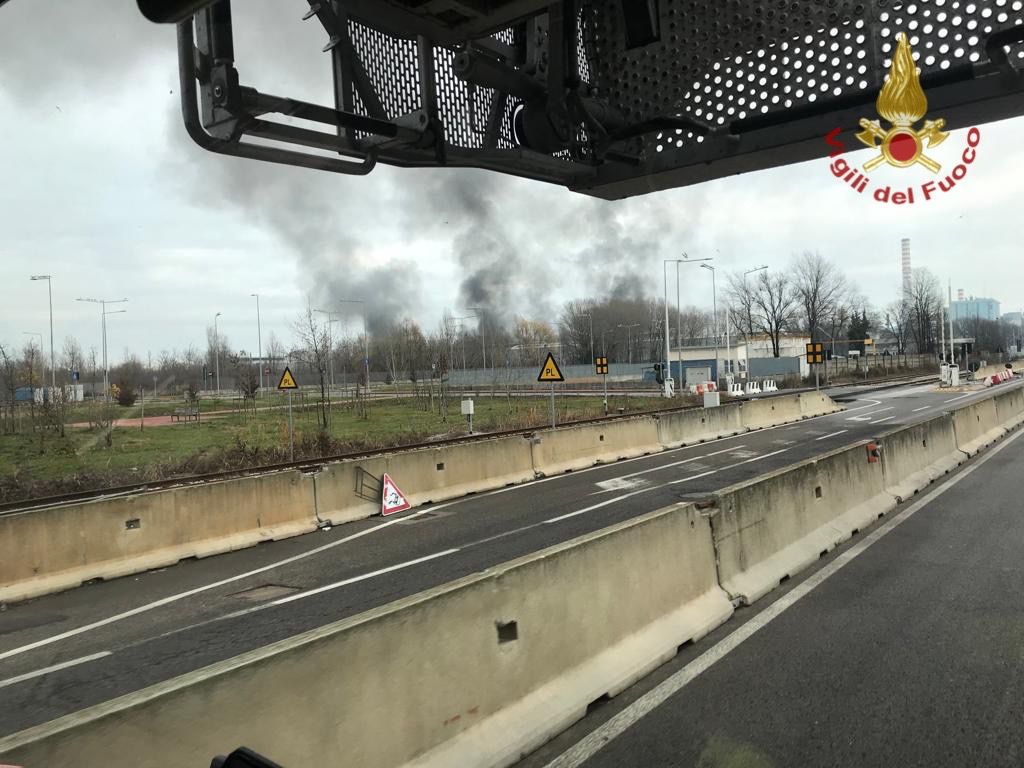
[{"xmin": 900, "ymin": 238, "xmax": 912, "ymax": 298}]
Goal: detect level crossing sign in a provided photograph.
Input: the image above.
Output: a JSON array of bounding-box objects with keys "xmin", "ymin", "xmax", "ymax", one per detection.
[{"xmin": 595, "ymin": 356, "xmax": 609, "ymax": 375}]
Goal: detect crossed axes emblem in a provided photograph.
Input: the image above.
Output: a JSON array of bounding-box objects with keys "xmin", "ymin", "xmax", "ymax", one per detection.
[{"xmin": 856, "ymin": 117, "xmax": 949, "ymax": 173}]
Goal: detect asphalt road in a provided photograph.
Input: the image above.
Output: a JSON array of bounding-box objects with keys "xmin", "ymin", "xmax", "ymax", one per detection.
[
  {"xmin": 0, "ymin": 378, "xmax": 1018, "ymax": 738},
  {"xmin": 518, "ymin": 403, "xmax": 1024, "ymax": 768}
]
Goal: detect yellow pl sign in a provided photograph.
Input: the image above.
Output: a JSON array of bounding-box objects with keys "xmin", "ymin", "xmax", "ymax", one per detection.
[{"xmin": 537, "ymin": 352, "xmax": 565, "ymax": 383}]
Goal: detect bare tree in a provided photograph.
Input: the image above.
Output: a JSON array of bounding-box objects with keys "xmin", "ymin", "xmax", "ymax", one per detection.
[
  {"xmin": 909, "ymin": 268, "xmax": 943, "ymax": 353},
  {"xmin": 751, "ymin": 271, "xmax": 798, "ymax": 357},
  {"xmin": 792, "ymin": 251, "xmax": 846, "ymax": 341},
  {"xmin": 559, "ymin": 299, "xmax": 595, "ymax": 365},
  {"xmin": 726, "ymin": 271, "xmax": 759, "ymax": 343},
  {"xmin": 292, "ymin": 305, "xmax": 332, "ymax": 430},
  {"xmin": 884, "ymin": 300, "xmax": 913, "ymax": 355},
  {"xmin": 0, "ymin": 343, "xmax": 18, "ymax": 434},
  {"xmin": 61, "ymin": 336, "xmax": 84, "ymax": 381}
]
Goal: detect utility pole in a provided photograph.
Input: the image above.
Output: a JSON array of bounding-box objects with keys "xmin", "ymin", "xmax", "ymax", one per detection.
[
  {"xmin": 701, "ymin": 263, "xmax": 721, "ymax": 388},
  {"xmin": 251, "ymin": 293, "xmax": 263, "ymax": 394},
  {"xmin": 466, "ymin": 307, "xmax": 487, "ymax": 374},
  {"xmin": 30, "ymin": 275, "xmax": 55, "ymax": 388},
  {"xmin": 675, "ymin": 261, "xmax": 682, "ymax": 352},
  {"xmin": 214, "ymin": 312, "xmax": 222, "ymax": 393},
  {"xmin": 618, "ymin": 323, "xmax": 640, "ymax": 366},
  {"xmin": 314, "ymin": 308, "xmax": 339, "ymax": 391},
  {"xmin": 340, "ymin": 299, "xmax": 368, "ymax": 404},
  {"xmin": 76, "ymin": 297, "xmax": 127, "ymax": 401}
]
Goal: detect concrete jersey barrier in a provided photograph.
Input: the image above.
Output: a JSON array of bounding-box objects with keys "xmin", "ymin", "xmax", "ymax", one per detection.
[
  {"xmin": 709, "ymin": 440, "xmax": 894, "ymax": 604},
  {"xmin": 0, "ymin": 470, "xmax": 317, "ymax": 605},
  {"xmin": 877, "ymin": 414, "xmax": 965, "ymax": 503},
  {"xmin": 950, "ymin": 396, "xmax": 1005, "ymax": 456},
  {"xmin": 0, "ymin": 392, "xmax": 842, "ymax": 605},
  {"xmin": 0, "ymin": 504, "xmax": 732, "ymax": 768}
]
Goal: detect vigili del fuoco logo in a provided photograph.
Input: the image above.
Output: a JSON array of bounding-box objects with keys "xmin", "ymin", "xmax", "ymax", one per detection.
[{"xmin": 825, "ymin": 33, "xmax": 981, "ymax": 204}]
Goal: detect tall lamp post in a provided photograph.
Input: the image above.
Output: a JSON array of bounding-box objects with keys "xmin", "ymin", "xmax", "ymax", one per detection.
[
  {"xmin": 617, "ymin": 323, "xmax": 640, "ymax": 365},
  {"xmin": 700, "ymin": 263, "xmax": 723, "ymax": 387},
  {"xmin": 29, "ymin": 275, "xmax": 55, "ymax": 388},
  {"xmin": 214, "ymin": 312, "xmax": 222, "ymax": 393},
  {"xmin": 339, "ymin": 299, "xmax": 368, "ymax": 391},
  {"xmin": 314, "ymin": 308, "xmax": 339, "ymax": 390},
  {"xmin": 740, "ymin": 265, "xmax": 769, "ymax": 379},
  {"xmin": 465, "ymin": 307, "xmax": 487, "ymax": 373},
  {"xmin": 76, "ymin": 297, "xmax": 127, "ymax": 401},
  {"xmin": 664, "ymin": 256, "xmax": 712, "ymax": 397},
  {"xmin": 251, "ymin": 294, "xmax": 263, "ymax": 394}
]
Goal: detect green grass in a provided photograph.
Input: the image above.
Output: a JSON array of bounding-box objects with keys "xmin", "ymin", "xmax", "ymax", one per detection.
[{"xmin": 1, "ymin": 392, "xmax": 672, "ymax": 494}]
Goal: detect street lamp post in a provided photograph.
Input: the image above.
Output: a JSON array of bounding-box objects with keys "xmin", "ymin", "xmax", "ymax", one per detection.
[
  {"xmin": 701, "ymin": 263, "xmax": 722, "ymax": 388},
  {"xmin": 465, "ymin": 307, "xmax": 487, "ymax": 374},
  {"xmin": 30, "ymin": 275, "xmax": 55, "ymax": 388},
  {"xmin": 617, "ymin": 323, "xmax": 640, "ymax": 366},
  {"xmin": 339, "ymin": 299, "xmax": 369, "ymax": 393},
  {"xmin": 214, "ymin": 312, "xmax": 222, "ymax": 393},
  {"xmin": 740, "ymin": 265, "xmax": 769, "ymax": 379},
  {"xmin": 663, "ymin": 256, "xmax": 712, "ymax": 397},
  {"xmin": 251, "ymin": 294, "xmax": 263, "ymax": 394},
  {"xmin": 76, "ymin": 297, "xmax": 127, "ymax": 401},
  {"xmin": 314, "ymin": 308, "xmax": 339, "ymax": 391}
]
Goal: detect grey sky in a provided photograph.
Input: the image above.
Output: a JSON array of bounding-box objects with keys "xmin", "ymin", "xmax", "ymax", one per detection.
[{"xmin": 2, "ymin": 1, "xmax": 1022, "ymax": 366}]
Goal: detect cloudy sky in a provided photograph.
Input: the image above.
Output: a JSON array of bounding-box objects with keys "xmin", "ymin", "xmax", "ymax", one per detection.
[{"xmin": 2, "ymin": 1, "xmax": 1022, "ymax": 366}]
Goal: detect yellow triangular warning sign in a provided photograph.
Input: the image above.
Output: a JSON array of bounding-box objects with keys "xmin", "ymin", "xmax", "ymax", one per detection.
[
  {"xmin": 537, "ymin": 352, "xmax": 565, "ymax": 383},
  {"xmin": 277, "ymin": 366, "xmax": 299, "ymax": 390}
]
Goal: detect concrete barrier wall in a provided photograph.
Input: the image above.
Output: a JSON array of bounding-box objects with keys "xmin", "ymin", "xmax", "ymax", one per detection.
[
  {"xmin": 655, "ymin": 405, "xmax": 745, "ymax": 447},
  {"xmin": 878, "ymin": 414, "xmax": 965, "ymax": 502},
  {"xmin": 739, "ymin": 394, "xmax": 805, "ymax": 430},
  {"xmin": 709, "ymin": 441, "xmax": 894, "ymax": 604},
  {"xmin": 0, "ymin": 504, "xmax": 732, "ymax": 768},
  {"xmin": 386, "ymin": 436, "xmax": 536, "ymax": 507},
  {"xmin": 0, "ymin": 470, "xmax": 317, "ymax": 604},
  {"xmin": 992, "ymin": 385, "xmax": 1024, "ymax": 432},
  {"xmin": 798, "ymin": 391, "xmax": 842, "ymax": 418},
  {"xmin": 530, "ymin": 417, "xmax": 662, "ymax": 475},
  {"xmin": 951, "ymin": 396, "xmax": 1005, "ymax": 456}
]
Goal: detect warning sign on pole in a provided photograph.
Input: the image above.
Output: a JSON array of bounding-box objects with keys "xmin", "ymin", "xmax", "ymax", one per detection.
[
  {"xmin": 277, "ymin": 366, "xmax": 299, "ymax": 390},
  {"xmin": 537, "ymin": 352, "xmax": 565, "ymax": 382},
  {"xmin": 381, "ymin": 473, "xmax": 411, "ymax": 516}
]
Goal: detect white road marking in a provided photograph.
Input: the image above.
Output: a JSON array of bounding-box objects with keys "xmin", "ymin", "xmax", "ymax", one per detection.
[
  {"xmin": 911, "ymin": 406, "xmax": 932, "ymax": 412},
  {"xmin": 814, "ymin": 430, "xmax": 848, "ymax": 441},
  {"xmin": 596, "ymin": 445, "xmax": 745, "ymax": 485},
  {"xmin": 210, "ymin": 549, "xmax": 460, "ymax": 623},
  {"xmin": 0, "ymin": 652, "xmax": 111, "ymax": 690},
  {"xmin": 870, "ymin": 416, "xmax": 895, "ymax": 424},
  {"xmin": 0, "ymin": 508, "xmax": 442, "ymax": 663},
  {"xmin": 542, "ymin": 426, "xmax": 1024, "ymax": 768},
  {"xmin": 544, "ymin": 487, "xmax": 665, "ymax": 524},
  {"xmin": 856, "ymin": 406, "xmax": 895, "ymax": 418},
  {"xmin": 0, "ymin": 395, "xmax": 890, "ymax": 659},
  {"xmin": 944, "ymin": 392, "xmax": 977, "ymax": 403},
  {"xmin": 594, "ymin": 477, "xmax": 651, "ymax": 492}
]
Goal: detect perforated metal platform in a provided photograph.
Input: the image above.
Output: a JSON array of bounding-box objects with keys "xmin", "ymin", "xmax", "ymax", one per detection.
[{"xmin": 169, "ymin": 1, "xmax": 1024, "ymax": 199}]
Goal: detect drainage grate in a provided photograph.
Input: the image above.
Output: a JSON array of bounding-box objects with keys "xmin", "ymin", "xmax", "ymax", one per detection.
[{"xmin": 230, "ymin": 584, "xmax": 300, "ymax": 602}]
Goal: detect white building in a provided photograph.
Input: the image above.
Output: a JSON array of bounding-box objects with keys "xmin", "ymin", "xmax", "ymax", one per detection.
[{"xmin": 670, "ymin": 333, "xmax": 812, "ymax": 380}]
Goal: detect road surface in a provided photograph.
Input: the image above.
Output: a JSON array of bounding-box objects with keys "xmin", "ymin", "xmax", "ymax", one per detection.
[
  {"xmin": 0, "ymin": 379, "xmax": 1017, "ymax": 739},
  {"xmin": 519, "ymin": 406, "xmax": 1024, "ymax": 768}
]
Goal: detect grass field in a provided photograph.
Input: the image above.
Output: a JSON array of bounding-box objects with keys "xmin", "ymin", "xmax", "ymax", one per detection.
[{"xmin": 0, "ymin": 391, "xmax": 673, "ymax": 500}]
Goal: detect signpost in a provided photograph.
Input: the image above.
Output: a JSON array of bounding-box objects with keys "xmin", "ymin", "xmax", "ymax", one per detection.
[
  {"xmin": 806, "ymin": 342, "xmax": 825, "ymax": 390},
  {"xmin": 537, "ymin": 352, "xmax": 565, "ymax": 428},
  {"xmin": 595, "ymin": 356, "xmax": 609, "ymax": 415},
  {"xmin": 277, "ymin": 366, "xmax": 299, "ymax": 460}
]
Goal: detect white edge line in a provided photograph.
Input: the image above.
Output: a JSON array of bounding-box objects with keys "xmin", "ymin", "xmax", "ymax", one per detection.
[
  {"xmin": 814, "ymin": 429, "xmax": 848, "ymax": 441},
  {"xmin": 870, "ymin": 416, "xmax": 895, "ymax": 424},
  {"xmin": 542, "ymin": 426, "xmax": 1024, "ymax": 768},
  {"xmin": 0, "ymin": 395, "xmax": 887, "ymax": 661},
  {"xmin": 0, "ymin": 652, "xmax": 112, "ymax": 690}
]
